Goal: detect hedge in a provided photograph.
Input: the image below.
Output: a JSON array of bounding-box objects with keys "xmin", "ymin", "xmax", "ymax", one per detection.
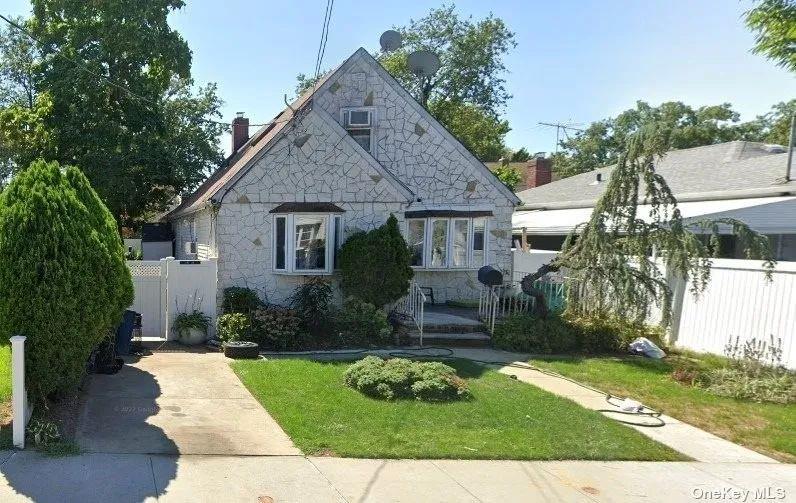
[{"xmin": 0, "ymin": 160, "xmax": 134, "ymax": 401}]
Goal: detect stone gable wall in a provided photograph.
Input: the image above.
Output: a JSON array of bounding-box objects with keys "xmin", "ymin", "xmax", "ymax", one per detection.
[{"xmin": 189, "ymin": 53, "xmax": 516, "ymax": 308}]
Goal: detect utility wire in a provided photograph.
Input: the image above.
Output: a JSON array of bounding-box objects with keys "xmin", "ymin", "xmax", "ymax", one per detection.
[
  {"xmin": 313, "ymin": 0, "xmax": 335, "ymax": 80},
  {"xmin": 0, "ymin": 13, "xmax": 279, "ymax": 129}
]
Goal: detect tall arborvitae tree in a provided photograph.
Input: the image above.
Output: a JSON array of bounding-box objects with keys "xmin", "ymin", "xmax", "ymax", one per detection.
[{"xmin": 520, "ymin": 124, "xmax": 774, "ymax": 325}]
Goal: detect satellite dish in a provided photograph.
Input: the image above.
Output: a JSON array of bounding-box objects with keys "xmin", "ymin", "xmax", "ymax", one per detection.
[
  {"xmin": 379, "ymin": 30, "xmax": 402, "ymax": 52},
  {"xmin": 408, "ymin": 50, "xmax": 441, "ymax": 78}
]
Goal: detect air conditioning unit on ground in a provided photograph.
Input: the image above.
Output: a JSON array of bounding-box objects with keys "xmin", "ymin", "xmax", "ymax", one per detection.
[{"xmin": 184, "ymin": 241, "xmax": 197, "ymax": 255}]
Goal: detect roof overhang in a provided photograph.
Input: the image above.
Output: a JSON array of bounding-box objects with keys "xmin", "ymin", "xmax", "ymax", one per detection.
[{"xmin": 512, "ymin": 196, "xmax": 796, "ymax": 235}]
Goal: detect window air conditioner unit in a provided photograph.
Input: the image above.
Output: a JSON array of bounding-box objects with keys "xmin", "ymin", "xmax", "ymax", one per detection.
[
  {"xmin": 184, "ymin": 241, "xmax": 197, "ymax": 255},
  {"xmin": 345, "ymin": 110, "xmax": 371, "ymax": 128}
]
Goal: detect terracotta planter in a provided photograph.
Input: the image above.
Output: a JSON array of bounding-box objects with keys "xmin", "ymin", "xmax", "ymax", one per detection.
[{"xmin": 177, "ymin": 327, "xmax": 207, "ymax": 346}]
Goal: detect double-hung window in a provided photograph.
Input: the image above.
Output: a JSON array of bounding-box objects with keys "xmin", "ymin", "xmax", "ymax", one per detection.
[
  {"xmin": 405, "ymin": 213, "xmax": 489, "ymax": 270},
  {"xmin": 341, "ymin": 107, "xmax": 375, "ymax": 154},
  {"xmin": 272, "ymin": 204, "xmax": 344, "ymax": 274}
]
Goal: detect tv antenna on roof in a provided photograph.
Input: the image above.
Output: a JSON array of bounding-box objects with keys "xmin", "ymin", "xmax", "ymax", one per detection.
[
  {"xmin": 379, "ymin": 30, "xmax": 402, "ymax": 52},
  {"xmin": 407, "ymin": 50, "xmax": 441, "ymax": 107}
]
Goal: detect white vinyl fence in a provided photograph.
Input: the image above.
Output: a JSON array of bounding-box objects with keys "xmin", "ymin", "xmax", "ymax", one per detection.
[
  {"xmin": 671, "ymin": 259, "xmax": 796, "ymax": 369},
  {"xmin": 127, "ymin": 257, "xmax": 218, "ymax": 340},
  {"xmin": 512, "ymin": 249, "xmax": 796, "ymax": 368}
]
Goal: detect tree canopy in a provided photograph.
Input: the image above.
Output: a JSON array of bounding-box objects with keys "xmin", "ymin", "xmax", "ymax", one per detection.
[
  {"xmin": 0, "ymin": 1, "xmax": 225, "ymax": 228},
  {"xmin": 521, "ymin": 124, "xmax": 774, "ymax": 325},
  {"xmin": 745, "ymin": 0, "xmax": 796, "ymax": 73},
  {"xmin": 295, "ymin": 5, "xmax": 516, "ymax": 161},
  {"xmin": 551, "ymin": 100, "xmax": 794, "ymax": 178}
]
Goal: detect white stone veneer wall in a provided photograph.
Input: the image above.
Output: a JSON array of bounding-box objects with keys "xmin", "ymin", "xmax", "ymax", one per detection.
[{"xmin": 197, "ymin": 50, "xmax": 516, "ymax": 309}]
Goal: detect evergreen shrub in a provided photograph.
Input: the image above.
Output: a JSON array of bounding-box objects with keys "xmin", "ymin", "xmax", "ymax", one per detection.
[
  {"xmin": 338, "ymin": 214, "xmax": 413, "ymax": 308},
  {"xmin": 0, "ymin": 160, "xmax": 134, "ymax": 400}
]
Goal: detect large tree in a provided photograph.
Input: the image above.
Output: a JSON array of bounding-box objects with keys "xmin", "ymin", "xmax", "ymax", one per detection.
[
  {"xmin": 745, "ymin": 0, "xmax": 796, "ymax": 73},
  {"xmin": 520, "ymin": 124, "xmax": 773, "ymax": 324},
  {"xmin": 551, "ymin": 101, "xmax": 775, "ymax": 178},
  {"xmin": 0, "ymin": 2, "xmax": 225, "ymax": 228}
]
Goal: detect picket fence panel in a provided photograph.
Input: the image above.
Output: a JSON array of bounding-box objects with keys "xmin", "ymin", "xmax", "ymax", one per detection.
[{"xmin": 127, "ymin": 258, "xmax": 218, "ymax": 340}]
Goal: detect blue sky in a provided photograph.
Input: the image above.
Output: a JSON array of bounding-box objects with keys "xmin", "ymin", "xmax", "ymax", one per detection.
[{"xmin": 4, "ymin": 0, "xmax": 795, "ymax": 155}]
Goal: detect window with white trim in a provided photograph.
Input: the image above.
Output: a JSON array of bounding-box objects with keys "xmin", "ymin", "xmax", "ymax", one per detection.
[
  {"xmin": 406, "ymin": 217, "xmax": 489, "ymax": 269},
  {"xmin": 273, "ymin": 213, "xmax": 343, "ymax": 274},
  {"xmin": 341, "ymin": 107, "xmax": 375, "ymax": 153}
]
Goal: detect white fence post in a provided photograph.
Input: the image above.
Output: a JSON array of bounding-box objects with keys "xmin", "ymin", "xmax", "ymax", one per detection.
[
  {"xmin": 10, "ymin": 335, "xmax": 30, "ymax": 449},
  {"xmin": 161, "ymin": 256, "xmax": 175, "ymax": 340}
]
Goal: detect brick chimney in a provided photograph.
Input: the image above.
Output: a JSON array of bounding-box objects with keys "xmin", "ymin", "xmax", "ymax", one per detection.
[
  {"xmin": 231, "ymin": 112, "xmax": 249, "ymax": 153},
  {"xmin": 525, "ymin": 156, "xmax": 552, "ymax": 188}
]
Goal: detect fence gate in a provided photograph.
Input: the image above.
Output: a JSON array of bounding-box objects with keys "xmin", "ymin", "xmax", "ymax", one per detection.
[{"xmin": 127, "ymin": 258, "xmax": 218, "ymax": 340}]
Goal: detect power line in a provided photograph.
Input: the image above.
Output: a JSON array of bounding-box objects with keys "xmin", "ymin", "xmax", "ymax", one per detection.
[
  {"xmin": 313, "ymin": 0, "xmax": 335, "ymax": 81},
  {"xmin": 0, "ymin": 13, "xmax": 278, "ymax": 130}
]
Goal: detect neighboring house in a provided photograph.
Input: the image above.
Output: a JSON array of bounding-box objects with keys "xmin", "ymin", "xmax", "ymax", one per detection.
[
  {"xmin": 165, "ymin": 48, "xmax": 520, "ymax": 307},
  {"xmin": 485, "ymin": 156, "xmax": 554, "ymax": 192},
  {"xmin": 513, "ymin": 141, "xmax": 796, "ymax": 261}
]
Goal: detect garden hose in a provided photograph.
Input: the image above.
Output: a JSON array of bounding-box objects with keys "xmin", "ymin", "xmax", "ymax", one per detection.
[{"xmin": 258, "ymin": 346, "xmax": 667, "ymax": 427}]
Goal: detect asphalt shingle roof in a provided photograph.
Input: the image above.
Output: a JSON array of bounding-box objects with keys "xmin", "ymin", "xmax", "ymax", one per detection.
[{"xmin": 516, "ymin": 141, "xmax": 795, "ymax": 208}]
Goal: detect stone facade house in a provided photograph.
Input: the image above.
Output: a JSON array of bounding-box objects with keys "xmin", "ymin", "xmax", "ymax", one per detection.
[{"xmin": 165, "ymin": 48, "xmax": 520, "ymax": 307}]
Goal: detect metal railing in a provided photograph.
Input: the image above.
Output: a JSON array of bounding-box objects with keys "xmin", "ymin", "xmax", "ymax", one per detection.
[
  {"xmin": 478, "ymin": 280, "xmax": 567, "ymax": 334},
  {"xmin": 396, "ymin": 281, "xmax": 427, "ymax": 346}
]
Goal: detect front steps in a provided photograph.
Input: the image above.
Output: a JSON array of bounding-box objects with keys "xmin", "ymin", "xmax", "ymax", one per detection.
[{"xmin": 404, "ymin": 307, "xmax": 491, "ymax": 347}]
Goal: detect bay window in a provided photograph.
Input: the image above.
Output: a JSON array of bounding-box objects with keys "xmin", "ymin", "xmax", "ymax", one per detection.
[
  {"xmin": 405, "ymin": 213, "xmax": 489, "ymax": 269},
  {"xmin": 408, "ymin": 219, "xmax": 426, "ymax": 266},
  {"xmin": 272, "ymin": 204, "xmax": 344, "ymax": 274}
]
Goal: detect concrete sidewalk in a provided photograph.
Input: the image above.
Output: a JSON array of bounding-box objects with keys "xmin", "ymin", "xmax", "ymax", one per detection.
[
  {"xmin": 75, "ymin": 350, "xmax": 299, "ymax": 455},
  {"xmin": 0, "ymin": 451, "xmax": 793, "ymax": 502}
]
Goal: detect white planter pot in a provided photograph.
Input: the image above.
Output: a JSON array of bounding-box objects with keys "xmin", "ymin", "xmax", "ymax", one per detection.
[{"xmin": 178, "ymin": 327, "xmax": 207, "ymax": 346}]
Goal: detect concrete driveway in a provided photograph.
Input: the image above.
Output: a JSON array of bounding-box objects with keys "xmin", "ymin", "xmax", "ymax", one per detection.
[{"xmin": 75, "ymin": 348, "xmax": 300, "ymax": 455}]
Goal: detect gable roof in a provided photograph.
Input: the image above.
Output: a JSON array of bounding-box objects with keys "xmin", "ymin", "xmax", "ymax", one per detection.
[
  {"xmin": 517, "ymin": 141, "xmax": 795, "ymax": 210},
  {"xmin": 352, "ymin": 49, "xmax": 521, "ymax": 206},
  {"xmin": 167, "ymin": 47, "xmax": 520, "ymax": 219},
  {"xmin": 165, "ymin": 80, "xmax": 319, "ymax": 219}
]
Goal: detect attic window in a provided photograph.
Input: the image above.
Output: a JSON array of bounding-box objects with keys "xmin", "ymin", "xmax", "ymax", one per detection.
[{"xmin": 342, "ymin": 107, "xmax": 375, "ymax": 154}]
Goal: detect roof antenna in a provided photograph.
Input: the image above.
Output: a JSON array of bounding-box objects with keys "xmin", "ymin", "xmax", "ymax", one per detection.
[{"xmin": 284, "ymin": 94, "xmax": 295, "ymax": 114}]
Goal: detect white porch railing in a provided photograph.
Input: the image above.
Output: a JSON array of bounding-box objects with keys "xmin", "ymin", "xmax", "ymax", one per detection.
[
  {"xmin": 396, "ymin": 281, "xmax": 427, "ymax": 346},
  {"xmin": 478, "ymin": 280, "xmax": 567, "ymax": 334}
]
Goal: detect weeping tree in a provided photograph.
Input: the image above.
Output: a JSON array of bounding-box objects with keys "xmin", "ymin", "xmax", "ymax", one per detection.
[{"xmin": 520, "ymin": 124, "xmax": 774, "ymax": 326}]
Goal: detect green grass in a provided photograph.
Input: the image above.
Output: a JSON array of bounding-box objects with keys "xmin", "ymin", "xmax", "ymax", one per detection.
[
  {"xmin": 530, "ymin": 354, "xmax": 796, "ymax": 463},
  {"xmin": 0, "ymin": 344, "xmax": 10, "ymax": 450},
  {"xmin": 232, "ymin": 357, "xmax": 684, "ymax": 460},
  {"xmin": 0, "ymin": 344, "xmax": 10, "ymax": 402}
]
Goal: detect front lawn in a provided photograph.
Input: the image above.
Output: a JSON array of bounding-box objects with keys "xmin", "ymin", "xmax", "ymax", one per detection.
[
  {"xmin": 232, "ymin": 357, "xmax": 684, "ymax": 460},
  {"xmin": 0, "ymin": 344, "xmax": 11, "ymax": 448},
  {"xmin": 530, "ymin": 355, "xmax": 796, "ymax": 462}
]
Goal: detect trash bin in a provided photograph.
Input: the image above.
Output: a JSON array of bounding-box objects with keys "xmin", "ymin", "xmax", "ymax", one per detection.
[{"xmin": 115, "ymin": 310, "xmax": 137, "ymax": 356}]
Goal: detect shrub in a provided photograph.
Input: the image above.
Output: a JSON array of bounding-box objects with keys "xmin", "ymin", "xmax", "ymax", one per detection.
[
  {"xmin": 492, "ymin": 311, "xmax": 665, "ymax": 354},
  {"xmin": 222, "ymin": 287, "xmax": 263, "ymax": 314},
  {"xmin": 702, "ymin": 368, "xmax": 794, "ymax": 404},
  {"xmin": 251, "ymin": 306, "xmax": 305, "ymax": 350},
  {"xmin": 338, "ymin": 214, "xmax": 413, "ymax": 308},
  {"xmin": 334, "ymin": 298, "xmax": 391, "ymax": 347},
  {"xmin": 699, "ymin": 336, "xmax": 795, "ymax": 404},
  {"xmin": 216, "ymin": 313, "xmax": 252, "ymax": 343},
  {"xmin": 288, "ymin": 277, "xmax": 333, "ymax": 341},
  {"xmin": 343, "ymin": 356, "xmax": 470, "ymax": 401},
  {"xmin": 0, "ymin": 160, "xmax": 133, "ymax": 401},
  {"xmin": 566, "ymin": 313, "xmax": 666, "ymax": 353},
  {"xmin": 492, "ymin": 314, "xmax": 579, "ymax": 354}
]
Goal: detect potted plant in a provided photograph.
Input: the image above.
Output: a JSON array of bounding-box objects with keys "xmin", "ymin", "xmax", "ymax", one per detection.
[{"xmin": 173, "ymin": 310, "xmax": 211, "ymax": 345}]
